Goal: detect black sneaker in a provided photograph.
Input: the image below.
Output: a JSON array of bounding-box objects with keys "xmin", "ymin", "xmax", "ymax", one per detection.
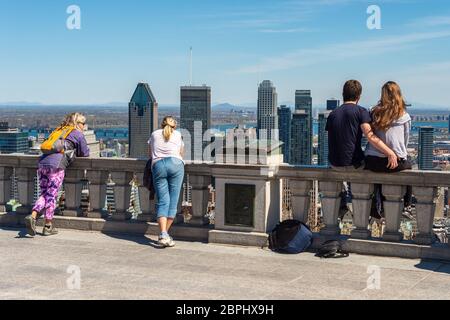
[
  {"xmin": 24, "ymin": 215, "xmax": 36, "ymax": 236},
  {"xmin": 42, "ymin": 224, "xmax": 58, "ymax": 236}
]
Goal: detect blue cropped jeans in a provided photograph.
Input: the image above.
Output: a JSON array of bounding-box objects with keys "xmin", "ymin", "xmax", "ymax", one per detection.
[{"xmin": 151, "ymin": 157, "xmax": 185, "ymax": 219}]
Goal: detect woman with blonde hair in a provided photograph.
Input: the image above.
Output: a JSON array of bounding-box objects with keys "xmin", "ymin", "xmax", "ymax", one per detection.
[
  {"xmin": 25, "ymin": 113, "xmax": 90, "ymax": 236},
  {"xmin": 148, "ymin": 116, "xmax": 185, "ymax": 247},
  {"xmin": 365, "ymin": 82, "xmax": 412, "ymax": 219}
]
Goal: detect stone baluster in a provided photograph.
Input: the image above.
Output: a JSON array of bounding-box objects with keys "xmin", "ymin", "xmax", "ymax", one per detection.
[
  {"xmin": 0, "ymin": 167, "xmax": 13, "ymax": 213},
  {"xmin": 110, "ymin": 171, "xmax": 133, "ymax": 221},
  {"xmin": 86, "ymin": 170, "xmax": 108, "ymax": 218},
  {"xmin": 382, "ymin": 185, "xmax": 406, "ymax": 242},
  {"xmin": 136, "ymin": 171, "xmax": 156, "ymax": 222},
  {"xmin": 15, "ymin": 167, "xmax": 36, "ymax": 215},
  {"xmin": 188, "ymin": 174, "xmax": 211, "ymax": 225},
  {"xmin": 290, "ymin": 180, "xmax": 313, "ymax": 223},
  {"xmin": 351, "ymin": 183, "xmax": 374, "ymax": 239},
  {"xmin": 414, "ymin": 186, "xmax": 437, "ymax": 245},
  {"xmin": 319, "ymin": 181, "xmax": 342, "ymax": 236},
  {"xmin": 64, "ymin": 168, "xmax": 84, "ymax": 217}
]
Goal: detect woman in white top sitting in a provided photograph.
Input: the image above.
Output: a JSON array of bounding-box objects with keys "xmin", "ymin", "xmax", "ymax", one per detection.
[{"xmin": 148, "ymin": 116, "xmax": 185, "ymax": 247}]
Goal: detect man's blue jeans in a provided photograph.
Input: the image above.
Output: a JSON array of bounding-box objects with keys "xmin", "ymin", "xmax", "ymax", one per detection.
[{"xmin": 151, "ymin": 157, "xmax": 185, "ymax": 219}]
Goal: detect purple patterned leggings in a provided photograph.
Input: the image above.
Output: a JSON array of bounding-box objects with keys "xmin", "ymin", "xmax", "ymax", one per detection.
[{"xmin": 32, "ymin": 167, "xmax": 65, "ymax": 220}]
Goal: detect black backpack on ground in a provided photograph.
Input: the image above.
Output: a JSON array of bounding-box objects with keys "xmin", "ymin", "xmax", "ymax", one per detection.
[
  {"xmin": 267, "ymin": 219, "xmax": 312, "ymax": 254},
  {"xmin": 315, "ymin": 240, "xmax": 349, "ymax": 258}
]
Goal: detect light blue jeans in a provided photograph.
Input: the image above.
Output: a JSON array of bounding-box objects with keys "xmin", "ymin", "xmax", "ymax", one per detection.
[{"xmin": 152, "ymin": 157, "xmax": 185, "ymax": 219}]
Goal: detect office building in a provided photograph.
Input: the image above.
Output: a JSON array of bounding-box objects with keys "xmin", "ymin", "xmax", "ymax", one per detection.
[
  {"xmin": 294, "ymin": 90, "xmax": 312, "ymax": 165},
  {"xmin": 257, "ymin": 80, "xmax": 278, "ymax": 141},
  {"xmin": 128, "ymin": 83, "xmax": 158, "ymax": 158},
  {"xmin": 180, "ymin": 85, "xmax": 211, "ymax": 161},
  {"xmin": 318, "ymin": 111, "xmax": 331, "ymax": 166},
  {"xmin": 277, "ymin": 105, "xmax": 292, "ymax": 163},
  {"xmin": 327, "ymin": 98, "xmax": 340, "ymax": 111},
  {"xmin": 418, "ymin": 127, "xmax": 434, "ymax": 170},
  {"xmin": 290, "ymin": 110, "xmax": 310, "ymax": 165},
  {"xmin": 0, "ymin": 122, "xmax": 29, "ymax": 154}
]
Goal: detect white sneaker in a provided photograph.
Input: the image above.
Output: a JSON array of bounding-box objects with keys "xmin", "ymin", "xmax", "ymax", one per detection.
[{"xmin": 158, "ymin": 236, "xmax": 175, "ymax": 247}]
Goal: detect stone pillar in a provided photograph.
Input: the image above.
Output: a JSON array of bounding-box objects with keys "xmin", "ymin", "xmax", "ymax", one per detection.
[
  {"xmin": 15, "ymin": 167, "xmax": 35, "ymax": 215},
  {"xmin": 110, "ymin": 171, "xmax": 133, "ymax": 221},
  {"xmin": 414, "ymin": 186, "xmax": 437, "ymax": 245},
  {"xmin": 86, "ymin": 170, "xmax": 108, "ymax": 218},
  {"xmin": 64, "ymin": 168, "xmax": 84, "ymax": 217},
  {"xmin": 319, "ymin": 181, "xmax": 341, "ymax": 236},
  {"xmin": 351, "ymin": 183, "xmax": 374, "ymax": 239},
  {"xmin": 0, "ymin": 167, "xmax": 12, "ymax": 213},
  {"xmin": 290, "ymin": 180, "xmax": 313, "ymax": 223},
  {"xmin": 188, "ymin": 174, "xmax": 211, "ymax": 225},
  {"xmin": 382, "ymin": 185, "xmax": 406, "ymax": 242}
]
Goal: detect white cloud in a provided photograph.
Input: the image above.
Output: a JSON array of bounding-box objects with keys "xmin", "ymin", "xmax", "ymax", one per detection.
[
  {"xmin": 231, "ymin": 30, "xmax": 450, "ymax": 74},
  {"xmin": 408, "ymin": 15, "xmax": 450, "ymax": 27}
]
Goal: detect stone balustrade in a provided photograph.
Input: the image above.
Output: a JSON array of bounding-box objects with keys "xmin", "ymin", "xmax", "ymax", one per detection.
[{"xmin": 1, "ymin": 154, "xmax": 450, "ymax": 260}]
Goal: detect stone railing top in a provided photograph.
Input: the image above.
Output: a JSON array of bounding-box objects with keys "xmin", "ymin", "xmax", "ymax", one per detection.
[{"xmin": 1, "ymin": 155, "xmax": 450, "ymax": 187}]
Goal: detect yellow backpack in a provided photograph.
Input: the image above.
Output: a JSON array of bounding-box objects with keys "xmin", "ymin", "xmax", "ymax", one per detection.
[{"xmin": 40, "ymin": 125, "xmax": 75, "ymax": 154}]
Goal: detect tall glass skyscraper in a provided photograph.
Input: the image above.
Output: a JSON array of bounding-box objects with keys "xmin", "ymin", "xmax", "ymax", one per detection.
[
  {"xmin": 448, "ymin": 114, "xmax": 450, "ymax": 132},
  {"xmin": 290, "ymin": 110, "xmax": 310, "ymax": 165},
  {"xmin": 326, "ymin": 99, "xmax": 340, "ymax": 111},
  {"xmin": 318, "ymin": 111, "xmax": 331, "ymax": 166},
  {"xmin": 294, "ymin": 90, "xmax": 312, "ymax": 165},
  {"xmin": 180, "ymin": 85, "xmax": 211, "ymax": 161},
  {"xmin": 277, "ymin": 105, "xmax": 291, "ymax": 164},
  {"xmin": 128, "ymin": 82, "xmax": 158, "ymax": 159},
  {"xmin": 0, "ymin": 122, "xmax": 29, "ymax": 154},
  {"xmin": 418, "ymin": 127, "xmax": 434, "ymax": 170},
  {"xmin": 257, "ymin": 80, "xmax": 279, "ymax": 141}
]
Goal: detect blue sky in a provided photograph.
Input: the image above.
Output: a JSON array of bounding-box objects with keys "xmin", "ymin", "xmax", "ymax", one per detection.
[{"xmin": 1, "ymin": 0, "xmax": 450, "ymax": 107}]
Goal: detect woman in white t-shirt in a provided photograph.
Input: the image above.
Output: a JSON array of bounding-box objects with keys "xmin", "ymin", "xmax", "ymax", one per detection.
[{"xmin": 148, "ymin": 116, "xmax": 185, "ymax": 247}]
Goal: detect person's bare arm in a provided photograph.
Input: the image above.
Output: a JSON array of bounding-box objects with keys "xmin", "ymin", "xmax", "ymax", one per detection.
[{"xmin": 361, "ymin": 123, "xmax": 398, "ymax": 169}]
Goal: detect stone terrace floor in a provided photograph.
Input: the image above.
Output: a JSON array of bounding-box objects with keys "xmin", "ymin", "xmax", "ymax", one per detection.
[{"xmin": 1, "ymin": 227, "xmax": 450, "ymax": 300}]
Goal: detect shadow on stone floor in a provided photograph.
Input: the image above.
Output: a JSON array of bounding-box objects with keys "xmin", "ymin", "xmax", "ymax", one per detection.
[
  {"xmin": 100, "ymin": 231, "xmax": 165, "ymax": 249},
  {"xmin": 414, "ymin": 260, "xmax": 450, "ymax": 275}
]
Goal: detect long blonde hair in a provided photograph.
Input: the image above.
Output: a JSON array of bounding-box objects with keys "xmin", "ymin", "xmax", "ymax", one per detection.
[
  {"xmin": 371, "ymin": 81, "xmax": 406, "ymax": 131},
  {"xmin": 58, "ymin": 112, "xmax": 86, "ymax": 130},
  {"xmin": 161, "ymin": 116, "xmax": 176, "ymax": 141}
]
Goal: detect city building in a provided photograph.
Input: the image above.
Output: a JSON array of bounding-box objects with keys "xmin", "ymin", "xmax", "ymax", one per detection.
[
  {"xmin": 290, "ymin": 110, "xmax": 310, "ymax": 165},
  {"xmin": 318, "ymin": 111, "xmax": 331, "ymax": 166},
  {"xmin": 294, "ymin": 90, "xmax": 312, "ymax": 165},
  {"xmin": 0, "ymin": 122, "xmax": 29, "ymax": 154},
  {"xmin": 326, "ymin": 98, "xmax": 340, "ymax": 111},
  {"xmin": 277, "ymin": 105, "xmax": 292, "ymax": 163},
  {"xmin": 448, "ymin": 114, "xmax": 450, "ymax": 133},
  {"xmin": 180, "ymin": 85, "xmax": 211, "ymax": 161},
  {"xmin": 128, "ymin": 82, "xmax": 158, "ymax": 159},
  {"xmin": 84, "ymin": 130, "xmax": 100, "ymax": 157},
  {"xmin": 419, "ymin": 127, "xmax": 435, "ymax": 170},
  {"xmin": 257, "ymin": 80, "xmax": 279, "ymax": 141}
]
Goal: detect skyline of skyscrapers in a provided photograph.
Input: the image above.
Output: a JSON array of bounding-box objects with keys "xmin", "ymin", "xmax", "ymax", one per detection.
[
  {"xmin": 257, "ymin": 80, "xmax": 279, "ymax": 141},
  {"xmin": 418, "ymin": 126, "xmax": 434, "ymax": 170},
  {"xmin": 128, "ymin": 82, "xmax": 158, "ymax": 159},
  {"xmin": 180, "ymin": 85, "xmax": 211, "ymax": 161},
  {"xmin": 294, "ymin": 90, "xmax": 312, "ymax": 165},
  {"xmin": 277, "ymin": 105, "xmax": 291, "ymax": 164}
]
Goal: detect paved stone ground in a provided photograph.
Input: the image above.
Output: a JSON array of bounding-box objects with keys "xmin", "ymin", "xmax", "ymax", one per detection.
[{"xmin": 1, "ymin": 227, "xmax": 450, "ymax": 300}]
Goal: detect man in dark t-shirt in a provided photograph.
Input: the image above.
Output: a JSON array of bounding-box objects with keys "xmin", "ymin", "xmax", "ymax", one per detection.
[{"xmin": 326, "ymin": 80, "xmax": 398, "ymax": 169}]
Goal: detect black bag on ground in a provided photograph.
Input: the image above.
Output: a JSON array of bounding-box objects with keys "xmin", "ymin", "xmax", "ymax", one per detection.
[
  {"xmin": 268, "ymin": 219, "xmax": 312, "ymax": 254},
  {"xmin": 315, "ymin": 240, "xmax": 349, "ymax": 258}
]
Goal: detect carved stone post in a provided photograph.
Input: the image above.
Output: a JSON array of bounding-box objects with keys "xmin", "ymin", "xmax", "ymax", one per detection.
[
  {"xmin": 110, "ymin": 171, "xmax": 133, "ymax": 221},
  {"xmin": 351, "ymin": 183, "xmax": 374, "ymax": 239},
  {"xmin": 15, "ymin": 167, "xmax": 35, "ymax": 215},
  {"xmin": 86, "ymin": 169, "xmax": 108, "ymax": 218},
  {"xmin": 319, "ymin": 181, "xmax": 341, "ymax": 236},
  {"xmin": 64, "ymin": 168, "xmax": 84, "ymax": 217},
  {"xmin": 0, "ymin": 167, "xmax": 12, "ymax": 213},
  {"xmin": 136, "ymin": 171, "xmax": 156, "ymax": 222},
  {"xmin": 189, "ymin": 174, "xmax": 211, "ymax": 225},
  {"xmin": 414, "ymin": 186, "xmax": 437, "ymax": 245},
  {"xmin": 290, "ymin": 180, "xmax": 313, "ymax": 223},
  {"xmin": 382, "ymin": 185, "xmax": 406, "ymax": 242}
]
